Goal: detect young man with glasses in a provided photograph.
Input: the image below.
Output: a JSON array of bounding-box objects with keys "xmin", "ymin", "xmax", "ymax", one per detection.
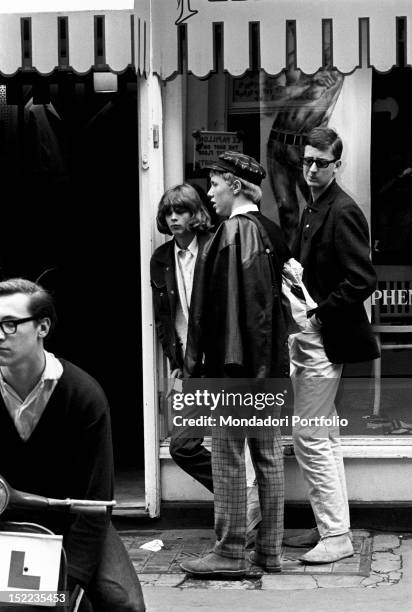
[
  {"xmin": 0, "ymin": 278, "xmax": 145, "ymax": 611},
  {"xmin": 286, "ymin": 127, "xmax": 379, "ymax": 563}
]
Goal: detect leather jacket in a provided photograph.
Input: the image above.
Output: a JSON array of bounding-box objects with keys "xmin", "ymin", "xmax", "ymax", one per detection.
[{"xmin": 203, "ymin": 215, "xmax": 290, "ymax": 378}]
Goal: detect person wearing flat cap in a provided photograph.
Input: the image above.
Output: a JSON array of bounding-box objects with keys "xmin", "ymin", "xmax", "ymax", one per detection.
[{"xmin": 180, "ymin": 151, "xmax": 291, "ymax": 577}]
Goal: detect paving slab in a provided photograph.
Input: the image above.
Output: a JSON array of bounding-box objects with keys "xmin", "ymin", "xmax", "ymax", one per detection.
[
  {"xmin": 315, "ymin": 575, "xmax": 365, "ymax": 588},
  {"xmin": 261, "ymin": 574, "xmax": 317, "ymax": 590},
  {"xmin": 361, "ymin": 572, "xmax": 386, "ymax": 588},
  {"xmin": 372, "ymin": 534, "xmax": 401, "ymax": 551},
  {"xmin": 387, "ymin": 570, "xmax": 403, "ymax": 582},
  {"xmin": 181, "ymin": 578, "xmax": 258, "ymax": 590},
  {"xmin": 371, "ymin": 551, "xmax": 402, "ymax": 573}
]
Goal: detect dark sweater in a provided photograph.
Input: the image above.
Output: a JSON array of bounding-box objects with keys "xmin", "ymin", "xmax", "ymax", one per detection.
[{"xmin": 0, "ymin": 359, "xmax": 114, "ymax": 586}]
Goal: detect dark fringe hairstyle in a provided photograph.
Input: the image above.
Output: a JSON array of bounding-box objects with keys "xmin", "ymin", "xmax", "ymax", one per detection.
[{"xmin": 156, "ymin": 183, "xmax": 212, "ymax": 235}]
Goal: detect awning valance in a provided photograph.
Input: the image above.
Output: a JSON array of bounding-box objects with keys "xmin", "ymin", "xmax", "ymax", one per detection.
[
  {"xmin": 1, "ymin": 1, "xmax": 411, "ymax": 79},
  {"xmin": 0, "ymin": 8, "xmax": 146, "ymax": 76},
  {"xmin": 152, "ymin": 0, "xmax": 412, "ymax": 79}
]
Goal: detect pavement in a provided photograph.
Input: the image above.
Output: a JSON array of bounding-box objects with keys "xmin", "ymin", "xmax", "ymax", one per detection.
[{"xmin": 118, "ymin": 528, "xmax": 412, "ymax": 611}]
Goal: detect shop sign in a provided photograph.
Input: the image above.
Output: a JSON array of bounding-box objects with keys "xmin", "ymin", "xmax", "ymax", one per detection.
[{"xmin": 192, "ymin": 130, "xmax": 243, "ymax": 170}]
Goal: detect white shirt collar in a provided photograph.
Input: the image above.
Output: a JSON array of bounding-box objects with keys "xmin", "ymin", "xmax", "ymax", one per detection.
[
  {"xmin": 42, "ymin": 350, "xmax": 64, "ymax": 381},
  {"xmin": 0, "ymin": 350, "xmax": 63, "ymax": 390},
  {"xmin": 174, "ymin": 234, "xmax": 198, "ymax": 256},
  {"xmin": 230, "ymin": 203, "xmax": 259, "ymax": 218},
  {"xmin": 0, "ymin": 351, "xmax": 63, "ymax": 441}
]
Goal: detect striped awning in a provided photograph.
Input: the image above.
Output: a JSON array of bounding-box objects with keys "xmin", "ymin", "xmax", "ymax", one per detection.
[
  {"xmin": 0, "ymin": 3, "xmax": 149, "ymax": 76},
  {"xmin": 152, "ymin": 0, "xmax": 412, "ymax": 79},
  {"xmin": 0, "ymin": 1, "xmax": 411, "ymax": 79}
]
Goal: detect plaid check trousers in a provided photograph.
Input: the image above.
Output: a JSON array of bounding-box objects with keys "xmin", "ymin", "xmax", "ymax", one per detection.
[{"xmin": 212, "ymin": 427, "xmax": 284, "ymax": 562}]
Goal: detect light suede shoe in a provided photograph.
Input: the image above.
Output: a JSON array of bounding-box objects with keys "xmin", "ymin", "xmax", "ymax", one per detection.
[
  {"xmin": 299, "ymin": 533, "xmax": 354, "ymax": 564},
  {"xmin": 283, "ymin": 528, "xmax": 320, "ymax": 548},
  {"xmin": 180, "ymin": 552, "xmax": 247, "ymax": 577}
]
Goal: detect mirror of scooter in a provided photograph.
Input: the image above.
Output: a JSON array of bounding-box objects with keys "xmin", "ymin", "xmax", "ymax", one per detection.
[
  {"xmin": 0, "ymin": 474, "xmax": 49, "ymax": 515},
  {"xmin": 0, "ymin": 476, "xmax": 10, "ymax": 514}
]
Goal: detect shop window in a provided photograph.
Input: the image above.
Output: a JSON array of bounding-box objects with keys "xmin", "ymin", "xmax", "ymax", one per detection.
[
  {"xmin": 183, "ymin": 65, "xmax": 344, "ymax": 245},
  {"xmin": 371, "ymin": 67, "xmax": 412, "ymax": 266},
  {"xmin": 159, "ymin": 47, "xmax": 412, "ymax": 440}
]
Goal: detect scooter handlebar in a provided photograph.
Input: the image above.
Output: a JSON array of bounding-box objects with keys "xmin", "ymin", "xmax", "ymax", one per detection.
[
  {"xmin": 70, "ymin": 504, "xmax": 111, "ymax": 516},
  {"xmin": 0, "ymin": 474, "xmax": 116, "ymax": 516},
  {"xmin": 48, "ymin": 498, "xmax": 117, "ymax": 515}
]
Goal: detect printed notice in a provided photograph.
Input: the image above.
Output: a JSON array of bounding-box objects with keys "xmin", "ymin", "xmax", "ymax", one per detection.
[{"xmin": 193, "ymin": 130, "xmax": 243, "ymax": 169}]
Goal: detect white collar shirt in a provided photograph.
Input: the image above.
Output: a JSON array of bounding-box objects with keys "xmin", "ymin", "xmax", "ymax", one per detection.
[
  {"xmin": 174, "ymin": 235, "xmax": 198, "ymax": 355},
  {"xmin": 230, "ymin": 203, "xmax": 259, "ymax": 218},
  {"xmin": 0, "ymin": 351, "xmax": 63, "ymax": 441}
]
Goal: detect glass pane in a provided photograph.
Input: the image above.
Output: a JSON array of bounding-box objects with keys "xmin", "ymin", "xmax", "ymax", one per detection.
[{"xmin": 160, "ymin": 62, "xmax": 412, "ymax": 438}]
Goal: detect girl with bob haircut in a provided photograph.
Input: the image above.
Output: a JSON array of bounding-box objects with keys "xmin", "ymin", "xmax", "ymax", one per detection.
[{"xmin": 156, "ymin": 183, "xmax": 212, "ymax": 235}]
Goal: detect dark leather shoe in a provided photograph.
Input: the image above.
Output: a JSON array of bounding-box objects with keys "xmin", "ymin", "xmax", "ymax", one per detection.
[
  {"xmin": 249, "ymin": 551, "xmax": 281, "ymax": 573},
  {"xmin": 283, "ymin": 528, "xmax": 319, "ymax": 548},
  {"xmin": 180, "ymin": 552, "xmax": 247, "ymax": 576}
]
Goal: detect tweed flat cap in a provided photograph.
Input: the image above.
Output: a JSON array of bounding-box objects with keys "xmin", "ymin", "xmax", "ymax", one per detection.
[{"xmin": 205, "ymin": 151, "xmax": 266, "ymax": 186}]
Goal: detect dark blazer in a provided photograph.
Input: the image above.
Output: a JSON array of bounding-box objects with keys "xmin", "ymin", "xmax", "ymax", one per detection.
[
  {"xmin": 293, "ymin": 180, "xmax": 380, "ymax": 364},
  {"xmin": 150, "ymin": 233, "xmax": 212, "ymax": 377}
]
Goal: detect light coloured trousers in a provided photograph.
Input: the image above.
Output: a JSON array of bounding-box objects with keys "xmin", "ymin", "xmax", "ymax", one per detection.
[{"xmin": 289, "ymin": 319, "xmax": 350, "ymax": 537}]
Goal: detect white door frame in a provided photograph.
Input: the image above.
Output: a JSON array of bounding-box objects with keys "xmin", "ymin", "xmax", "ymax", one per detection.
[{"xmin": 138, "ymin": 71, "xmax": 165, "ymax": 518}]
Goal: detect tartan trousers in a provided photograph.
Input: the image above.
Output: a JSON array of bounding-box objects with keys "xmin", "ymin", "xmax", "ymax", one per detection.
[{"xmin": 212, "ymin": 427, "xmax": 284, "ymax": 562}]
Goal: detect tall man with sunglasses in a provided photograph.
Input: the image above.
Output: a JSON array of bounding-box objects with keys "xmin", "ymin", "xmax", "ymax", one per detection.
[{"xmin": 287, "ymin": 127, "xmax": 379, "ymax": 563}]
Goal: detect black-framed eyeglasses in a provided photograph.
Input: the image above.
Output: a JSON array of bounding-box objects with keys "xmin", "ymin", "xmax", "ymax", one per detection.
[
  {"xmin": 302, "ymin": 157, "xmax": 336, "ymax": 169},
  {"xmin": 0, "ymin": 317, "xmax": 38, "ymax": 336}
]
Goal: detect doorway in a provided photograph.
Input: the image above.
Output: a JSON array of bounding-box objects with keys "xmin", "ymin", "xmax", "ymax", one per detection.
[{"xmin": 0, "ymin": 68, "xmax": 144, "ymax": 510}]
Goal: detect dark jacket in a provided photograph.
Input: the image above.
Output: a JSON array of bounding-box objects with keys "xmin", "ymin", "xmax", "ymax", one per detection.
[
  {"xmin": 293, "ymin": 180, "xmax": 380, "ymax": 364},
  {"xmin": 203, "ymin": 213, "xmax": 290, "ymax": 378},
  {"xmin": 150, "ymin": 233, "xmax": 212, "ymax": 378}
]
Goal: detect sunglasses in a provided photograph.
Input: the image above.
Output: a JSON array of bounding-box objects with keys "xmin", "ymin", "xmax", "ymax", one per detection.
[{"xmin": 302, "ymin": 157, "xmax": 337, "ymax": 169}]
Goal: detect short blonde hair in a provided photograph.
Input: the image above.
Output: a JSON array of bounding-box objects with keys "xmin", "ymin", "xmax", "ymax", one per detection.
[{"xmin": 213, "ymin": 171, "xmax": 262, "ymax": 205}]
